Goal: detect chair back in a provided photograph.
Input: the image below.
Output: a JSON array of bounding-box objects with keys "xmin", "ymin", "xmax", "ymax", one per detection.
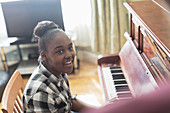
[{"xmin": 1, "ymin": 70, "xmax": 24, "ymax": 113}]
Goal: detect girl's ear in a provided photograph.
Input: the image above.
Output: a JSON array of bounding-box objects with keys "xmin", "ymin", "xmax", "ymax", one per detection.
[{"xmin": 41, "ymin": 51, "xmax": 47, "ymax": 62}]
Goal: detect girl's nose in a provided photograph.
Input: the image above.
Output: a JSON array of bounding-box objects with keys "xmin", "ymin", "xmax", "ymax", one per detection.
[{"xmin": 65, "ymin": 50, "xmax": 73, "ymax": 58}]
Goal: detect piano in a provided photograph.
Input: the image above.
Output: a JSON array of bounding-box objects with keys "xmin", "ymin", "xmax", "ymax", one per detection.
[{"xmin": 98, "ymin": 0, "xmax": 170, "ymax": 102}]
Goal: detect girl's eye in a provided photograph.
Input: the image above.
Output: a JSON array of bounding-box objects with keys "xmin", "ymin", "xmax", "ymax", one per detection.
[
  {"xmin": 57, "ymin": 50, "xmax": 63, "ymax": 54},
  {"xmin": 69, "ymin": 46, "xmax": 73, "ymax": 51}
]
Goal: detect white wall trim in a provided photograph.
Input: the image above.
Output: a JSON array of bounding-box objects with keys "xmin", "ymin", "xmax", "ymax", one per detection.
[{"xmin": 78, "ymin": 50, "xmax": 98, "ymax": 65}]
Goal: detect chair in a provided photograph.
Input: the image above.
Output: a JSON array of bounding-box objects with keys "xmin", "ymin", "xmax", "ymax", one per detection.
[{"xmin": 1, "ymin": 70, "xmax": 24, "ymax": 113}]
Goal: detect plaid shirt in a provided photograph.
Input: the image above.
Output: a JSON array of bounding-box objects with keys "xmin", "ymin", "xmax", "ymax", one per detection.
[{"xmin": 22, "ymin": 63, "xmax": 72, "ymax": 113}]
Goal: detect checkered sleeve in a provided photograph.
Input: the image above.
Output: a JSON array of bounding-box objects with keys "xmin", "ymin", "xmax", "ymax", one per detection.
[{"xmin": 27, "ymin": 92, "xmax": 64, "ymax": 113}]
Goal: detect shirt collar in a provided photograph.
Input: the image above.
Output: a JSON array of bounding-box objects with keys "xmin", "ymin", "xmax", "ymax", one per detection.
[{"xmin": 39, "ymin": 62, "xmax": 63, "ymax": 83}]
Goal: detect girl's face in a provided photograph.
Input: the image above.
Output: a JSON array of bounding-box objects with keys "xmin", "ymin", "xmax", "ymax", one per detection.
[{"xmin": 42, "ymin": 31, "xmax": 75, "ymax": 77}]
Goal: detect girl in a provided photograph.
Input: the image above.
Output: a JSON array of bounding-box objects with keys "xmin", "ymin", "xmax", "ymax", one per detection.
[{"xmin": 23, "ymin": 21, "xmax": 93, "ymax": 113}]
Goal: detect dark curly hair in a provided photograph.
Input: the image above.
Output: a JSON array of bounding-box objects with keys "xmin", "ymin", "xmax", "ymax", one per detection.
[{"xmin": 33, "ymin": 20, "xmax": 63, "ymax": 53}]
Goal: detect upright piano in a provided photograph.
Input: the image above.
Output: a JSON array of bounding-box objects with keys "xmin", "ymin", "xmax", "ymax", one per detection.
[{"xmin": 98, "ymin": 0, "xmax": 170, "ymax": 102}]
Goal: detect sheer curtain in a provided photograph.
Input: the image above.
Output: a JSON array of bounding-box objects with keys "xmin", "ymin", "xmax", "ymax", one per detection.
[
  {"xmin": 60, "ymin": 0, "xmax": 146, "ymax": 54},
  {"xmin": 62, "ymin": 0, "xmax": 131, "ymax": 54},
  {"xmin": 61, "ymin": 0, "xmax": 92, "ymax": 47},
  {"xmin": 90, "ymin": 0, "xmax": 146, "ymax": 54},
  {"xmin": 90, "ymin": 0, "xmax": 130, "ymax": 54}
]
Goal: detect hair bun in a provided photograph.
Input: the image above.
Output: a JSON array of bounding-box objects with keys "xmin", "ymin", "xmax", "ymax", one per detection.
[{"xmin": 33, "ymin": 20, "xmax": 59, "ymax": 38}]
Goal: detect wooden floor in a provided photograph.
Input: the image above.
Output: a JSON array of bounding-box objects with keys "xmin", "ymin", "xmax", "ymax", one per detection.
[
  {"xmin": 0, "ymin": 60, "xmax": 104, "ymax": 112},
  {"xmin": 67, "ymin": 61, "xmax": 104, "ymax": 106}
]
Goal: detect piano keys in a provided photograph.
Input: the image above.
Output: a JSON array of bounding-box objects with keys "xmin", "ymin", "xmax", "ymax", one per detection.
[
  {"xmin": 98, "ymin": 0, "xmax": 170, "ymax": 102},
  {"xmin": 101, "ymin": 66, "xmax": 132, "ymax": 100}
]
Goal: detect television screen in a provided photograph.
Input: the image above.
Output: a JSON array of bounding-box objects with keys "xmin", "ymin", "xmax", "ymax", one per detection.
[{"xmin": 1, "ymin": 0, "xmax": 65, "ymax": 44}]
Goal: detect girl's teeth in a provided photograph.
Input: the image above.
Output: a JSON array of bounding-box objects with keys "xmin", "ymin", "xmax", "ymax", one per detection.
[{"xmin": 65, "ymin": 61, "xmax": 71, "ymax": 64}]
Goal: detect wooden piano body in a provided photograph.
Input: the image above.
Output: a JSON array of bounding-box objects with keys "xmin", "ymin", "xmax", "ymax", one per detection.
[{"xmin": 98, "ymin": 0, "xmax": 170, "ymax": 102}]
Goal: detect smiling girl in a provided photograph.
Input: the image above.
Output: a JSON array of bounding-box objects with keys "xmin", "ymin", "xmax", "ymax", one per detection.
[{"xmin": 22, "ymin": 21, "xmax": 93, "ymax": 113}]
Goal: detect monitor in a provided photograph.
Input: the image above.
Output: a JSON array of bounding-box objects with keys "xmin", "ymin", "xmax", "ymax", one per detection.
[{"xmin": 1, "ymin": 0, "xmax": 65, "ymax": 44}]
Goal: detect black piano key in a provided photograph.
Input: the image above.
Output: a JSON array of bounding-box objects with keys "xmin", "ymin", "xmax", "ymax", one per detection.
[
  {"xmin": 115, "ymin": 85, "xmax": 130, "ymax": 92},
  {"xmin": 114, "ymin": 80, "xmax": 127, "ymax": 85},
  {"xmin": 112, "ymin": 74, "xmax": 125, "ymax": 79},
  {"xmin": 110, "ymin": 66, "xmax": 121, "ymax": 69},
  {"xmin": 111, "ymin": 69, "xmax": 122, "ymax": 73}
]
